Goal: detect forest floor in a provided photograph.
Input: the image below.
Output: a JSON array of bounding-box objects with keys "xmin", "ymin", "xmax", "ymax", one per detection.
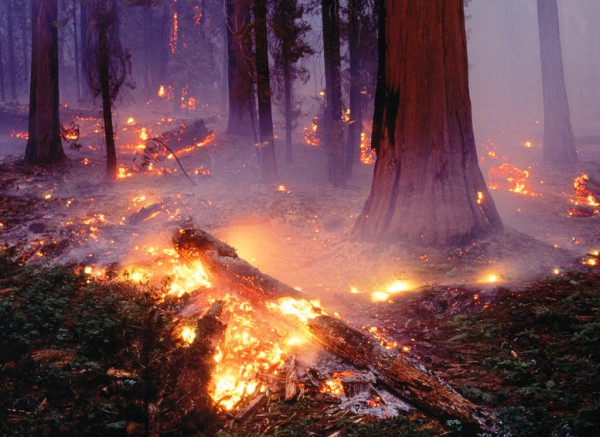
[{"xmin": 1, "ymin": 102, "xmax": 599, "ymax": 435}]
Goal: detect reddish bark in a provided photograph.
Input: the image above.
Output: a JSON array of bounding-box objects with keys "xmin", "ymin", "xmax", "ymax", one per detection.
[{"xmin": 355, "ymin": 0, "xmax": 502, "ymax": 246}]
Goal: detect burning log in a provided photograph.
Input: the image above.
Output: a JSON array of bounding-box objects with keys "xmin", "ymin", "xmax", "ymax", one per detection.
[
  {"xmin": 308, "ymin": 315, "xmax": 494, "ymax": 433},
  {"xmin": 173, "ymin": 227, "xmax": 496, "ymax": 432}
]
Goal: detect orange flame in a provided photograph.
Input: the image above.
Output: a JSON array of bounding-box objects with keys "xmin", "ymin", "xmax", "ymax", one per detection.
[{"xmin": 488, "ymin": 163, "xmax": 540, "ymax": 196}]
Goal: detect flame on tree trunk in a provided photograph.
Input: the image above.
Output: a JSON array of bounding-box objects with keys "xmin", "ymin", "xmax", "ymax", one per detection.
[
  {"xmin": 226, "ymin": 0, "xmax": 257, "ymax": 138},
  {"xmin": 253, "ymin": 0, "xmax": 278, "ymax": 183},
  {"xmin": 25, "ymin": 0, "xmax": 64, "ymax": 165},
  {"xmin": 537, "ymin": 0, "xmax": 577, "ymax": 166},
  {"xmin": 355, "ymin": 0, "xmax": 503, "ymax": 247}
]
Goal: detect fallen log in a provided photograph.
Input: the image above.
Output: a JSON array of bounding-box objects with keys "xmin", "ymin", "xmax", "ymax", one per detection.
[{"xmin": 173, "ymin": 227, "xmax": 496, "ymax": 433}]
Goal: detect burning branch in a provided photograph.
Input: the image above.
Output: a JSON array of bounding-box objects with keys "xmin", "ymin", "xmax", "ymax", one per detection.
[
  {"xmin": 173, "ymin": 227, "xmax": 497, "ymax": 432},
  {"xmin": 145, "ymin": 137, "xmax": 197, "ymax": 186}
]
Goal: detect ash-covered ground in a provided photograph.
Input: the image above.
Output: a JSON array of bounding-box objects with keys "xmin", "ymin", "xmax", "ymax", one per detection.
[{"xmin": 1, "ymin": 101, "xmax": 599, "ymax": 324}]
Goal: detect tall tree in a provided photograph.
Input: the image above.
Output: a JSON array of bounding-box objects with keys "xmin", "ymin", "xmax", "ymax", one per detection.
[
  {"xmin": 321, "ymin": 0, "xmax": 345, "ymax": 187},
  {"xmin": 25, "ymin": 0, "xmax": 64, "ymax": 165},
  {"xmin": 0, "ymin": 31, "xmax": 5, "ymax": 101},
  {"xmin": 252, "ymin": 0, "xmax": 278, "ymax": 182},
  {"xmin": 345, "ymin": 0, "xmax": 363, "ymax": 176},
  {"xmin": 537, "ymin": 0, "xmax": 577, "ymax": 165},
  {"xmin": 6, "ymin": 0, "xmax": 17, "ymax": 100},
  {"xmin": 226, "ymin": 0, "xmax": 256, "ymax": 137},
  {"xmin": 84, "ymin": 0, "xmax": 131, "ymax": 180},
  {"xmin": 270, "ymin": 0, "xmax": 313, "ymax": 164},
  {"xmin": 355, "ymin": 0, "xmax": 503, "ymax": 246}
]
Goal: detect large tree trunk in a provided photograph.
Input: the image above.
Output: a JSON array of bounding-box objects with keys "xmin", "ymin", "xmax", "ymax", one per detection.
[
  {"xmin": 252, "ymin": 0, "xmax": 278, "ymax": 182},
  {"xmin": 321, "ymin": 0, "xmax": 345, "ymax": 187},
  {"xmin": 19, "ymin": 0, "xmax": 29, "ymax": 92},
  {"xmin": 25, "ymin": 0, "xmax": 64, "ymax": 165},
  {"xmin": 7, "ymin": 0, "xmax": 17, "ymax": 101},
  {"xmin": 226, "ymin": 0, "xmax": 256, "ymax": 138},
  {"xmin": 345, "ymin": 0, "xmax": 362, "ymax": 177},
  {"xmin": 173, "ymin": 227, "xmax": 496, "ymax": 433},
  {"xmin": 0, "ymin": 32, "xmax": 5, "ymax": 100},
  {"xmin": 98, "ymin": 17, "xmax": 117, "ymax": 180},
  {"xmin": 73, "ymin": 0, "xmax": 81, "ymax": 101},
  {"xmin": 354, "ymin": 0, "xmax": 503, "ymax": 247},
  {"xmin": 537, "ymin": 0, "xmax": 577, "ymax": 166},
  {"xmin": 283, "ymin": 47, "xmax": 293, "ymax": 164}
]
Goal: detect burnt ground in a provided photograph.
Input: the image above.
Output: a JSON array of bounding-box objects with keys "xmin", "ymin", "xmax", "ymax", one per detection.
[{"xmin": 1, "ymin": 103, "xmax": 600, "ymax": 435}]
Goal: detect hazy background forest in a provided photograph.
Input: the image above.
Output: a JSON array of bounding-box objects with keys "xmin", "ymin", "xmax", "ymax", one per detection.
[{"xmin": 1, "ymin": 1, "xmax": 600, "ymax": 435}]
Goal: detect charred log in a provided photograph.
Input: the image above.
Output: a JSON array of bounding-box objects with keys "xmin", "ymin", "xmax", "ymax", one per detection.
[
  {"xmin": 173, "ymin": 227, "xmax": 496, "ymax": 432},
  {"xmin": 308, "ymin": 315, "xmax": 495, "ymax": 433}
]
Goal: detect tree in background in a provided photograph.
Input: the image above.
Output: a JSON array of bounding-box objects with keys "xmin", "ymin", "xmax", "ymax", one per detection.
[
  {"xmin": 6, "ymin": 0, "xmax": 17, "ymax": 101},
  {"xmin": 226, "ymin": 0, "xmax": 256, "ymax": 137},
  {"xmin": 269, "ymin": 0, "xmax": 313, "ymax": 163},
  {"xmin": 321, "ymin": 0, "xmax": 345, "ymax": 187},
  {"xmin": 84, "ymin": 0, "xmax": 131, "ymax": 180},
  {"xmin": 252, "ymin": 0, "xmax": 278, "ymax": 182},
  {"xmin": 344, "ymin": 0, "xmax": 377, "ymax": 176},
  {"xmin": 25, "ymin": 0, "xmax": 64, "ymax": 165},
  {"xmin": 537, "ymin": 0, "xmax": 577, "ymax": 165},
  {"xmin": 355, "ymin": 0, "xmax": 503, "ymax": 246}
]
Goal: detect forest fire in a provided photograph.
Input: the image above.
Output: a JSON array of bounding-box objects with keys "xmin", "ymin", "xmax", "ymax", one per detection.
[
  {"xmin": 567, "ymin": 174, "xmax": 600, "ymax": 217},
  {"xmin": 303, "ymin": 116, "xmax": 320, "ymax": 147},
  {"xmin": 488, "ymin": 163, "xmax": 540, "ymax": 196}
]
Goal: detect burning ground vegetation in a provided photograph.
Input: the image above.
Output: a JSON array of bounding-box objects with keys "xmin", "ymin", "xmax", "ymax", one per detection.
[{"xmin": 1, "ymin": 106, "xmax": 600, "ymax": 435}]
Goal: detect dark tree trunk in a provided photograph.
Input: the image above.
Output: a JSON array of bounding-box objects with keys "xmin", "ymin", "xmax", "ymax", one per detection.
[
  {"xmin": 19, "ymin": 0, "xmax": 29, "ymax": 90},
  {"xmin": 226, "ymin": 0, "xmax": 256, "ymax": 138},
  {"xmin": 7, "ymin": 0, "xmax": 17, "ymax": 100},
  {"xmin": 25, "ymin": 0, "xmax": 64, "ymax": 165},
  {"xmin": 0, "ymin": 34, "xmax": 5, "ymax": 100},
  {"xmin": 345, "ymin": 0, "xmax": 362, "ymax": 177},
  {"xmin": 73, "ymin": 0, "xmax": 81, "ymax": 101},
  {"xmin": 354, "ymin": 0, "xmax": 503, "ymax": 247},
  {"xmin": 283, "ymin": 51, "xmax": 293, "ymax": 163},
  {"xmin": 79, "ymin": 0, "xmax": 89, "ymax": 104},
  {"xmin": 253, "ymin": 0, "xmax": 278, "ymax": 182},
  {"xmin": 98, "ymin": 18, "xmax": 117, "ymax": 180},
  {"xmin": 537, "ymin": 0, "xmax": 577, "ymax": 165},
  {"xmin": 321, "ymin": 0, "xmax": 345, "ymax": 187}
]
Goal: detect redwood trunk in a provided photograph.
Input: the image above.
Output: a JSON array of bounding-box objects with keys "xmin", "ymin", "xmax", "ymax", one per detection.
[
  {"xmin": 173, "ymin": 227, "xmax": 495, "ymax": 432},
  {"xmin": 355, "ymin": 0, "xmax": 502, "ymax": 246},
  {"xmin": 25, "ymin": 0, "xmax": 64, "ymax": 165},
  {"xmin": 321, "ymin": 0, "xmax": 345, "ymax": 187},
  {"xmin": 0, "ymin": 33, "xmax": 5, "ymax": 100},
  {"xmin": 226, "ymin": 0, "xmax": 256, "ymax": 138},
  {"xmin": 283, "ymin": 49, "xmax": 293, "ymax": 163},
  {"xmin": 253, "ymin": 0, "xmax": 279, "ymax": 182},
  {"xmin": 98, "ymin": 20, "xmax": 117, "ymax": 179},
  {"xmin": 537, "ymin": 0, "xmax": 577, "ymax": 165}
]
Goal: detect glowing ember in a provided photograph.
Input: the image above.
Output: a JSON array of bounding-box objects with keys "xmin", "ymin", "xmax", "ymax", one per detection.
[
  {"xmin": 168, "ymin": 260, "xmax": 211, "ymax": 297},
  {"xmin": 567, "ymin": 174, "xmax": 600, "ymax": 217},
  {"xmin": 180, "ymin": 326, "xmax": 196, "ymax": 346},
  {"xmin": 477, "ymin": 191, "xmax": 484, "ymax": 205},
  {"xmin": 139, "ymin": 127, "xmax": 149, "ymax": 141},
  {"xmin": 158, "ymin": 85, "xmax": 166, "ymax": 97},
  {"xmin": 371, "ymin": 279, "xmax": 414, "ymax": 302},
  {"xmin": 303, "ymin": 116, "xmax": 320, "ymax": 147},
  {"xmin": 523, "ymin": 141, "xmax": 533, "ymax": 148},
  {"xmin": 127, "ymin": 117, "xmax": 135, "ymax": 125},
  {"xmin": 319, "ymin": 372, "xmax": 357, "ymax": 396},
  {"xmin": 267, "ymin": 297, "xmax": 322, "ymax": 323},
  {"xmin": 488, "ymin": 163, "xmax": 540, "ymax": 196},
  {"xmin": 276, "ymin": 185, "xmax": 290, "ymax": 193}
]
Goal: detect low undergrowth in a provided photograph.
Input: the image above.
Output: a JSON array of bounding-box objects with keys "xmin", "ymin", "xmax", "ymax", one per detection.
[{"xmin": 1, "ymin": 249, "xmax": 599, "ymax": 436}]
